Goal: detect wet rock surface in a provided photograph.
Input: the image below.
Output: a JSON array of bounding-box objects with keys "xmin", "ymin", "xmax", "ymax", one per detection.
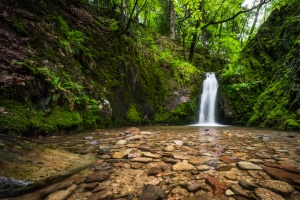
[{"xmin": 10, "ymin": 126, "xmax": 300, "ymax": 199}]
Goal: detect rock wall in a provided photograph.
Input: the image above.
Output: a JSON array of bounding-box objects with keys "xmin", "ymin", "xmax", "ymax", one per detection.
[{"xmin": 0, "ymin": 0, "xmax": 202, "ymax": 135}]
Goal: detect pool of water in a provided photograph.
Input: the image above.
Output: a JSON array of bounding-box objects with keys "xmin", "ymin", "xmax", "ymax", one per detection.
[{"xmin": 11, "ymin": 125, "xmax": 300, "ymax": 200}]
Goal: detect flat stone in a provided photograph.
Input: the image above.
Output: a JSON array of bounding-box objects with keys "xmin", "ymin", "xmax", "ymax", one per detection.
[
  {"xmin": 224, "ymin": 174, "xmax": 237, "ymax": 181},
  {"xmin": 142, "ymin": 152, "xmax": 162, "ymax": 158},
  {"xmin": 140, "ymin": 131, "xmax": 152, "ymax": 135},
  {"xmin": 98, "ymin": 146, "xmax": 110, "ymax": 155},
  {"xmin": 172, "ymin": 162, "xmax": 195, "ymax": 171},
  {"xmin": 45, "ymin": 190, "xmax": 71, "ymax": 200},
  {"xmin": 85, "ymin": 171, "xmax": 110, "ymax": 183},
  {"xmin": 173, "ymin": 140, "xmax": 183, "ymax": 145},
  {"xmin": 264, "ymin": 163, "xmax": 300, "ymax": 174},
  {"xmin": 131, "ymin": 162, "xmax": 144, "ymax": 169},
  {"xmin": 126, "ymin": 127, "xmax": 140, "ymax": 134},
  {"xmin": 230, "ymin": 185, "xmax": 249, "ymax": 197},
  {"xmin": 147, "ymin": 166, "xmax": 162, "ymax": 175},
  {"xmin": 140, "ymin": 184, "xmax": 166, "ymax": 200},
  {"xmin": 112, "ymin": 149, "xmax": 131, "ymax": 159},
  {"xmin": 258, "ymin": 180, "xmax": 294, "ymax": 194},
  {"xmin": 196, "ymin": 165, "xmax": 210, "ymax": 171},
  {"xmin": 130, "ymin": 157, "xmax": 153, "ymax": 162},
  {"xmin": 173, "ymin": 154, "xmax": 190, "ymax": 160},
  {"xmin": 92, "ymin": 184, "xmax": 108, "ymax": 193},
  {"xmin": 237, "ymin": 161, "xmax": 262, "ymax": 170},
  {"xmin": 189, "ymin": 156, "xmax": 211, "ymax": 165},
  {"xmin": 85, "ymin": 182, "xmax": 99, "ymax": 190},
  {"xmin": 255, "ymin": 188, "xmax": 285, "ymax": 200},
  {"xmin": 162, "ymin": 157, "xmax": 180, "ymax": 163},
  {"xmin": 239, "ymin": 180, "xmax": 258, "ymax": 190},
  {"xmin": 90, "ymin": 189, "xmax": 113, "ymax": 200},
  {"xmin": 225, "ymin": 189, "xmax": 234, "ymax": 196},
  {"xmin": 220, "ymin": 156, "xmax": 240, "ymax": 163},
  {"xmin": 164, "ymin": 145, "xmax": 175, "ymax": 152},
  {"xmin": 171, "ymin": 186, "xmax": 190, "ymax": 197},
  {"xmin": 116, "ymin": 140, "xmax": 127, "ymax": 145},
  {"xmin": 262, "ymin": 166, "xmax": 300, "ymax": 184},
  {"xmin": 186, "ymin": 180, "xmax": 202, "ymax": 191},
  {"xmin": 248, "ymin": 170, "xmax": 263, "ymax": 179},
  {"xmin": 216, "ymin": 163, "xmax": 231, "ymax": 171},
  {"xmin": 206, "ymin": 176, "xmax": 228, "ymax": 196}
]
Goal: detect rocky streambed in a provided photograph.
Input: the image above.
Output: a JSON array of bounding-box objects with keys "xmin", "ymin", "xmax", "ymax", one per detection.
[{"xmin": 3, "ymin": 126, "xmax": 300, "ymax": 200}]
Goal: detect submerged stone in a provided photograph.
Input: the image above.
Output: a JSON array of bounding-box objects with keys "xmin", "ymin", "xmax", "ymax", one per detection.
[
  {"xmin": 237, "ymin": 161, "xmax": 262, "ymax": 170},
  {"xmin": 255, "ymin": 188, "xmax": 285, "ymax": 200}
]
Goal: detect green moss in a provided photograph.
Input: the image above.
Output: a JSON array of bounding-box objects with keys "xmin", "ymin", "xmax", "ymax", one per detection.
[
  {"xmin": 126, "ymin": 105, "xmax": 142, "ymax": 123},
  {"xmin": 0, "ymin": 99, "xmax": 28, "ymax": 133},
  {"xmin": 12, "ymin": 18, "xmax": 28, "ymax": 36},
  {"xmin": 154, "ymin": 100, "xmax": 197, "ymax": 125},
  {"xmin": 0, "ymin": 98, "xmax": 82, "ymax": 135}
]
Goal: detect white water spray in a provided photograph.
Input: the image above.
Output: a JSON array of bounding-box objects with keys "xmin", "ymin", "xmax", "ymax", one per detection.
[{"xmin": 198, "ymin": 72, "xmax": 218, "ymax": 125}]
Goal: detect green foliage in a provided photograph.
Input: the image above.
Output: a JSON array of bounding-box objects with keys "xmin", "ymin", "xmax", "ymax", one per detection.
[
  {"xmin": 57, "ymin": 16, "xmax": 86, "ymax": 54},
  {"xmin": 126, "ymin": 105, "xmax": 142, "ymax": 123},
  {"xmin": 12, "ymin": 18, "xmax": 28, "ymax": 36},
  {"xmin": 0, "ymin": 98, "xmax": 82, "ymax": 135}
]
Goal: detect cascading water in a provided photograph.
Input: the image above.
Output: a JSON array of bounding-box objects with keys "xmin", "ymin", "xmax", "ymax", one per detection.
[{"xmin": 198, "ymin": 72, "xmax": 218, "ymax": 125}]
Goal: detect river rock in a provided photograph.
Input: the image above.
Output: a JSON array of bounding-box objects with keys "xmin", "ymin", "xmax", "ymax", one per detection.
[
  {"xmin": 112, "ymin": 149, "xmax": 131, "ymax": 159},
  {"xmin": 45, "ymin": 190, "xmax": 71, "ymax": 200},
  {"xmin": 189, "ymin": 156, "xmax": 211, "ymax": 165},
  {"xmin": 196, "ymin": 165, "xmax": 211, "ymax": 171},
  {"xmin": 147, "ymin": 166, "xmax": 162, "ymax": 175},
  {"xmin": 140, "ymin": 184, "xmax": 166, "ymax": 200},
  {"xmin": 140, "ymin": 131, "xmax": 152, "ymax": 135},
  {"xmin": 224, "ymin": 174, "xmax": 237, "ymax": 181},
  {"xmin": 98, "ymin": 146, "xmax": 110, "ymax": 155},
  {"xmin": 186, "ymin": 180, "xmax": 202, "ymax": 191},
  {"xmin": 173, "ymin": 140, "xmax": 183, "ymax": 146},
  {"xmin": 255, "ymin": 188, "xmax": 285, "ymax": 200},
  {"xmin": 92, "ymin": 185, "xmax": 108, "ymax": 193},
  {"xmin": 264, "ymin": 163, "xmax": 300, "ymax": 174},
  {"xmin": 172, "ymin": 162, "xmax": 195, "ymax": 171},
  {"xmin": 162, "ymin": 157, "xmax": 180, "ymax": 163},
  {"xmin": 142, "ymin": 152, "xmax": 162, "ymax": 158},
  {"xmin": 116, "ymin": 140, "xmax": 127, "ymax": 145},
  {"xmin": 239, "ymin": 180, "xmax": 258, "ymax": 190},
  {"xmin": 225, "ymin": 189, "xmax": 234, "ymax": 196},
  {"xmin": 128, "ymin": 149, "xmax": 142, "ymax": 158},
  {"xmin": 164, "ymin": 145, "xmax": 175, "ymax": 152},
  {"xmin": 262, "ymin": 166, "xmax": 300, "ymax": 184},
  {"xmin": 126, "ymin": 127, "xmax": 140, "ymax": 134},
  {"xmin": 85, "ymin": 171, "xmax": 110, "ymax": 183},
  {"xmin": 220, "ymin": 156, "xmax": 240, "ymax": 163},
  {"xmin": 85, "ymin": 182, "xmax": 99, "ymax": 190},
  {"xmin": 230, "ymin": 185, "xmax": 249, "ymax": 197},
  {"xmin": 237, "ymin": 161, "xmax": 262, "ymax": 170},
  {"xmin": 257, "ymin": 180, "xmax": 294, "ymax": 194},
  {"xmin": 130, "ymin": 157, "xmax": 153, "ymax": 162},
  {"xmin": 90, "ymin": 189, "xmax": 113, "ymax": 200},
  {"xmin": 216, "ymin": 163, "xmax": 231, "ymax": 171},
  {"xmin": 131, "ymin": 162, "xmax": 144, "ymax": 169},
  {"xmin": 206, "ymin": 176, "xmax": 228, "ymax": 196}
]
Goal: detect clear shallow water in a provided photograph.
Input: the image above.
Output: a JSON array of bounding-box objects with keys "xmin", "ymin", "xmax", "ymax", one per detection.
[{"xmin": 12, "ymin": 125, "xmax": 300, "ymax": 200}]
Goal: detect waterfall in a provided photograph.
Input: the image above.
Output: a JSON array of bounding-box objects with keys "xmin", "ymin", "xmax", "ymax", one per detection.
[{"xmin": 198, "ymin": 72, "xmax": 218, "ymax": 125}]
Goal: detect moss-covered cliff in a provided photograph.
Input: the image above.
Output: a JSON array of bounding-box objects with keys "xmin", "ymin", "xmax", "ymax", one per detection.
[
  {"xmin": 0, "ymin": 0, "xmax": 204, "ymax": 135},
  {"xmin": 220, "ymin": 3, "xmax": 300, "ymax": 130}
]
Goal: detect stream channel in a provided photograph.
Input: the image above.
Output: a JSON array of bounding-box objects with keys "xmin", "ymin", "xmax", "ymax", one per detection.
[{"xmin": 9, "ymin": 125, "xmax": 300, "ymax": 200}]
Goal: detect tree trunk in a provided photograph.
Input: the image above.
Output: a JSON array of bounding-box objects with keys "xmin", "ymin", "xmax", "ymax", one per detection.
[
  {"xmin": 188, "ymin": 0, "xmax": 204, "ymax": 62},
  {"xmin": 249, "ymin": 0, "xmax": 263, "ymax": 35},
  {"xmin": 121, "ymin": 0, "xmax": 125, "ymax": 27},
  {"xmin": 169, "ymin": 0, "xmax": 175, "ymax": 39}
]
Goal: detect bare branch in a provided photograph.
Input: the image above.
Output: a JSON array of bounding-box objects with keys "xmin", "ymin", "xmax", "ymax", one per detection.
[{"xmin": 201, "ymin": 0, "xmax": 271, "ymax": 30}]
